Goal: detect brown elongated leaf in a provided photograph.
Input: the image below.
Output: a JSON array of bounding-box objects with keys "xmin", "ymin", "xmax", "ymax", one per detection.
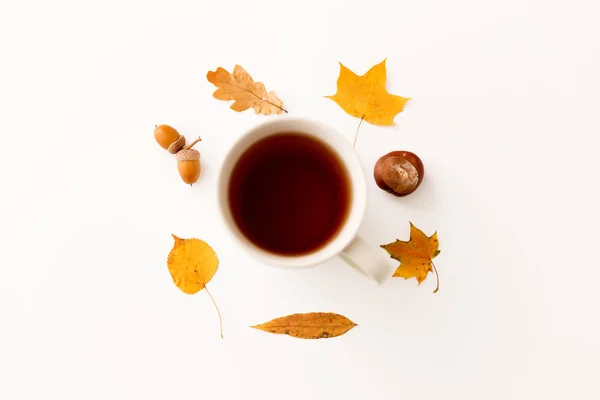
[
  {"xmin": 251, "ymin": 312, "xmax": 357, "ymax": 339},
  {"xmin": 206, "ymin": 65, "xmax": 287, "ymax": 115}
]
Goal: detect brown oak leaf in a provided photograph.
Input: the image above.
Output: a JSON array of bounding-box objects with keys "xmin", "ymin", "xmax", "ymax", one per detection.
[{"xmin": 207, "ymin": 65, "xmax": 287, "ymax": 115}]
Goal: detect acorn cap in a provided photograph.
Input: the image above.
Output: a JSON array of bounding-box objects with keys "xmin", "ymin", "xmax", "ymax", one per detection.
[
  {"xmin": 168, "ymin": 135, "xmax": 186, "ymax": 154},
  {"xmin": 176, "ymin": 149, "xmax": 200, "ymax": 162}
]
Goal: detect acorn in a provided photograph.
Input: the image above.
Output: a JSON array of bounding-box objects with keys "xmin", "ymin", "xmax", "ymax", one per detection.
[
  {"xmin": 176, "ymin": 148, "xmax": 201, "ymax": 185},
  {"xmin": 154, "ymin": 124, "xmax": 186, "ymax": 154},
  {"xmin": 374, "ymin": 151, "xmax": 424, "ymax": 197}
]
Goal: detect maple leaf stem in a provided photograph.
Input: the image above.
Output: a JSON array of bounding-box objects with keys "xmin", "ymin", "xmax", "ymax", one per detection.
[
  {"xmin": 204, "ymin": 284, "xmax": 223, "ymax": 338},
  {"xmin": 431, "ymin": 261, "xmax": 440, "ymax": 294},
  {"xmin": 353, "ymin": 116, "xmax": 364, "ymax": 149},
  {"xmin": 184, "ymin": 136, "xmax": 202, "ymax": 150}
]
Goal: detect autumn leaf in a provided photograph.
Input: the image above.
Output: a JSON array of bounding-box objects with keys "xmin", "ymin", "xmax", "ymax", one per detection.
[
  {"xmin": 167, "ymin": 234, "xmax": 223, "ymax": 337},
  {"xmin": 207, "ymin": 65, "xmax": 287, "ymax": 115},
  {"xmin": 326, "ymin": 59, "xmax": 410, "ymax": 147},
  {"xmin": 251, "ymin": 312, "xmax": 357, "ymax": 339},
  {"xmin": 381, "ymin": 222, "xmax": 441, "ymax": 293}
]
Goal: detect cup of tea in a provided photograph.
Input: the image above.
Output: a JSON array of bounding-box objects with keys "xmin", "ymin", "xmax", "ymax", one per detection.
[{"xmin": 217, "ymin": 117, "xmax": 394, "ymax": 283}]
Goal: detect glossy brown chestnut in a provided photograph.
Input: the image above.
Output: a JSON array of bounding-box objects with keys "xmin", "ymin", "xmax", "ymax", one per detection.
[{"xmin": 373, "ymin": 151, "xmax": 424, "ymax": 197}]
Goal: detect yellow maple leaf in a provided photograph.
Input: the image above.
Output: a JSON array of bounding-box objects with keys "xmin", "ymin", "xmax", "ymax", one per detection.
[
  {"xmin": 326, "ymin": 59, "xmax": 410, "ymax": 126},
  {"xmin": 251, "ymin": 312, "xmax": 357, "ymax": 339},
  {"xmin": 380, "ymin": 222, "xmax": 441, "ymax": 293},
  {"xmin": 207, "ymin": 65, "xmax": 287, "ymax": 115},
  {"xmin": 167, "ymin": 234, "xmax": 223, "ymax": 337}
]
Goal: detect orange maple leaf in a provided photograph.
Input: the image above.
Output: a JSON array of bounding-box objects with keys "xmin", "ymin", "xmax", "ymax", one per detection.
[{"xmin": 381, "ymin": 222, "xmax": 441, "ymax": 293}]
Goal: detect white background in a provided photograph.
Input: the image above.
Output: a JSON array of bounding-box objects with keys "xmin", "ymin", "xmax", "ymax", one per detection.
[{"xmin": 1, "ymin": 0, "xmax": 599, "ymax": 399}]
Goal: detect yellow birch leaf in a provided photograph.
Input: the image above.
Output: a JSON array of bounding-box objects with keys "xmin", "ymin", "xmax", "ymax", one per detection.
[
  {"xmin": 251, "ymin": 312, "xmax": 357, "ymax": 339},
  {"xmin": 167, "ymin": 234, "xmax": 223, "ymax": 337},
  {"xmin": 207, "ymin": 65, "xmax": 287, "ymax": 115},
  {"xmin": 167, "ymin": 234, "xmax": 218, "ymax": 294},
  {"xmin": 381, "ymin": 222, "xmax": 441, "ymax": 293},
  {"xmin": 326, "ymin": 59, "xmax": 410, "ymax": 126}
]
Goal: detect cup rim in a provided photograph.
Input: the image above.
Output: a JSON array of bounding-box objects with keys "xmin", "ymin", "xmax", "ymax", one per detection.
[{"xmin": 217, "ymin": 116, "xmax": 367, "ymax": 268}]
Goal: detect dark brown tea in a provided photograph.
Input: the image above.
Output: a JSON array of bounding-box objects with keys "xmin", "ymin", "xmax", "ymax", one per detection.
[{"xmin": 228, "ymin": 132, "xmax": 351, "ymax": 256}]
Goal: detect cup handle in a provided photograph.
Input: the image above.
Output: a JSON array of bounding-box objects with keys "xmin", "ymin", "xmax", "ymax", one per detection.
[{"xmin": 340, "ymin": 236, "xmax": 395, "ymax": 284}]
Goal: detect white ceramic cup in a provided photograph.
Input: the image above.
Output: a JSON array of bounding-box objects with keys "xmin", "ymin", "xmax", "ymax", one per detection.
[{"xmin": 217, "ymin": 117, "xmax": 394, "ymax": 284}]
